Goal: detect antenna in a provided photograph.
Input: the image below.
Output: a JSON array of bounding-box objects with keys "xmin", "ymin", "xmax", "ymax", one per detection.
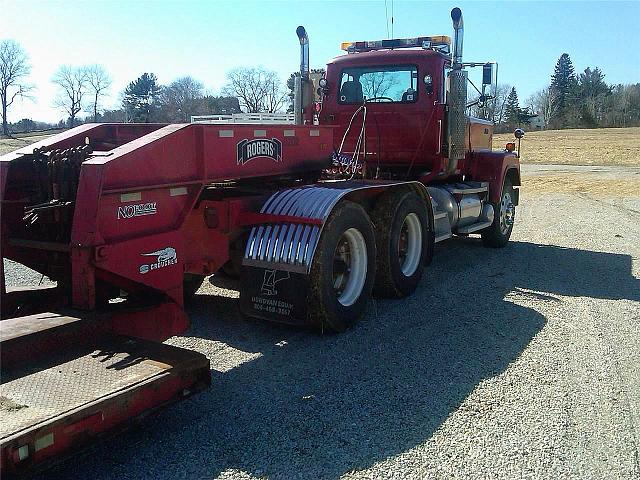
[
  {"xmin": 384, "ymin": 0, "xmax": 390, "ymax": 39},
  {"xmin": 391, "ymin": 0, "xmax": 394, "ymax": 38}
]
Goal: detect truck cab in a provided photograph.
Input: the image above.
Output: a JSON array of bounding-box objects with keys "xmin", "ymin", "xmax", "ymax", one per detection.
[
  {"xmin": 317, "ymin": 35, "xmax": 495, "ymax": 181},
  {"xmin": 322, "ymin": 48, "xmax": 447, "ymax": 170}
]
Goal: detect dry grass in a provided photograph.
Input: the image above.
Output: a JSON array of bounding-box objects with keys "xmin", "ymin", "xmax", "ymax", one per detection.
[
  {"xmin": 0, "ymin": 134, "xmax": 55, "ymax": 155},
  {"xmin": 522, "ymin": 175, "xmax": 640, "ymax": 197},
  {"xmin": 494, "ymin": 127, "xmax": 640, "ymax": 167},
  {"xmin": 494, "ymin": 127, "xmax": 640, "ymax": 196}
]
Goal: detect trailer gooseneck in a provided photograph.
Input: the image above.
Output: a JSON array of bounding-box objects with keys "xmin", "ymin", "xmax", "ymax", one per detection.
[{"xmin": 0, "ymin": 7, "xmax": 521, "ymax": 475}]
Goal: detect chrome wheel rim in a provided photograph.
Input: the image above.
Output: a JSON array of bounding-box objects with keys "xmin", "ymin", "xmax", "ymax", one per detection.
[
  {"xmin": 500, "ymin": 191, "xmax": 515, "ymax": 235},
  {"xmin": 332, "ymin": 228, "xmax": 368, "ymax": 307},
  {"xmin": 398, "ymin": 213, "xmax": 422, "ymax": 277}
]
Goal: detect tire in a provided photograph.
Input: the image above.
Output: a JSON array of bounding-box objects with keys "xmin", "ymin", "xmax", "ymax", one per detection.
[
  {"xmin": 183, "ymin": 273, "xmax": 205, "ymax": 301},
  {"xmin": 371, "ymin": 190, "xmax": 431, "ymax": 298},
  {"xmin": 307, "ymin": 201, "xmax": 376, "ymax": 332},
  {"xmin": 481, "ymin": 178, "xmax": 516, "ymax": 248}
]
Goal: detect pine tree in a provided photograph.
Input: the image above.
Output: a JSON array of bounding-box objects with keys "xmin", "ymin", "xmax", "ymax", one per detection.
[
  {"xmin": 577, "ymin": 67, "xmax": 610, "ymax": 127},
  {"xmin": 122, "ymin": 73, "xmax": 162, "ymax": 122},
  {"xmin": 504, "ymin": 87, "xmax": 535, "ymax": 129},
  {"xmin": 550, "ymin": 53, "xmax": 576, "ymax": 127},
  {"xmin": 505, "ymin": 87, "xmax": 520, "ymax": 127}
]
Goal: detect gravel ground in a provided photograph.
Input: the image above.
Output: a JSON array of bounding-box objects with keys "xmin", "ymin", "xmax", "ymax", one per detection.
[{"xmin": 5, "ymin": 189, "xmax": 639, "ymax": 479}]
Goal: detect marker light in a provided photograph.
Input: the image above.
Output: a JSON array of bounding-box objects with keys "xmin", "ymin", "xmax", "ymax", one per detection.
[{"xmin": 505, "ymin": 143, "xmax": 516, "ymax": 152}]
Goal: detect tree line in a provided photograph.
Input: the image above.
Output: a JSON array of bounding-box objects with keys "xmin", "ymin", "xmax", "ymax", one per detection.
[
  {"xmin": 474, "ymin": 53, "xmax": 640, "ymax": 132},
  {"xmin": 0, "ymin": 39, "xmax": 292, "ymax": 134},
  {"xmin": 2, "ymin": 38, "xmax": 639, "ymax": 135}
]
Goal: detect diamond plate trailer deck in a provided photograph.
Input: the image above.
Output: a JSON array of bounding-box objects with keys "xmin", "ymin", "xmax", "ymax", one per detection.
[{"xmin": 0, "ymin": 312, "xmax": 210, "ymax": 476}]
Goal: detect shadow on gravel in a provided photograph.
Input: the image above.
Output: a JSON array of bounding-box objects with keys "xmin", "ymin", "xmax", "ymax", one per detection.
[{"xmin": 41, "ymin": 240, "xmax": 639, "ymax": 479}]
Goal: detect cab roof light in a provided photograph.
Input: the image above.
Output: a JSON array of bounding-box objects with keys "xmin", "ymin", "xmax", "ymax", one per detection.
[{"xmin": 340, "ymin": 36, "xmax": 451, "ymax": 54}]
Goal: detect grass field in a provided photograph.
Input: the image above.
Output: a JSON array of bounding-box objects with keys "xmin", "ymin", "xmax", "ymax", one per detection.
[
  {"xmin": 494, "ymin": 127, "xmax": 640, "ymax": 167},
  {"xmin": 523, "ymin": 175, "xmax": 639, "ymax": 196},
  {"xmin": 0, "ymin": 133, "xmax": 58, "ymax": 155}
]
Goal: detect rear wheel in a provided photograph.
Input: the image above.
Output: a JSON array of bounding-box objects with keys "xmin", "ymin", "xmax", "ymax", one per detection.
[
  {"xmin": 371, "ymin": 190, "xmax": 431, "ymax": 298},
  {"xmin": 307, "ymin": 201, "xmax": 376, "ymax": 332},
  {"xmin": 482, "ymin": 178, "xmax": 516, "ymax": 248}
]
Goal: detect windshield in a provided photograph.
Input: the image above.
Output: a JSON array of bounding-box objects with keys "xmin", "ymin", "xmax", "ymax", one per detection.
[{"xmin": 338, "ymin": 65, "xmax": 418, "ymax": 104}]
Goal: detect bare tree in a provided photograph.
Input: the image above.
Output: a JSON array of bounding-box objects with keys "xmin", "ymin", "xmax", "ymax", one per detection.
[
  {"xmin": 262, "ymin": 74, "xmax": 288, "ymax": 113},
  {"xmin": 0, "ymin": 40, "xmax": 32, "ymax": 135},
  {"xmin": 527, "ymin": 86, "xmax": 559, "ymax": 129},
  {"xmin": 360, "ymin": 71, "xmax": 393, "ymax": 100},
  {"xmin": 222, "ymin": 67, "xmax": 286, "ymax": 113},
  {"xmin": 86, "ymin": 65, "xmax": 112, "ymax": 122},
  {"xmin": 490, "ymin": 83, "xmax": 512, "ymax": 128},
  {"xmin": 468, "ymin": 83, "xmax": 512, "ymax": 129},
  {"xmin": 160, "ymin": 76, "xmax": 205, "ymax": 122},
  {"xmin": 52, "ymin": 66, "xmax": 88, "ymax": 127}
]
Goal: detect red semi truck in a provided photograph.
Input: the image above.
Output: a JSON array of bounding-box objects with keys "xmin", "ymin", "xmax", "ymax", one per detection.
[{"xmin": 0, "ymin": 8, "xmax": 521, "ymax": 475}]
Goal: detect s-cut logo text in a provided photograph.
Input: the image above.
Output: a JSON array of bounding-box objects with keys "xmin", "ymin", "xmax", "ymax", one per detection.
[
  {"xmin": 139, "ymin": 247, "xmax": 178, "ymax": 274},
  {"xmin": 118, "ymin": 202, "xmax": 157, "ymax": 219},
  {"xmin": 237, "ymin": 138, "xmax": 283, "ymax": 165}
]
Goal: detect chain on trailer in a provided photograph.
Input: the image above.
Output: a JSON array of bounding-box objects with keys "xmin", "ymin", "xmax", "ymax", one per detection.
[{"xmin": 22, "ymin": 143, "xmax": 93, "ymax": 242}]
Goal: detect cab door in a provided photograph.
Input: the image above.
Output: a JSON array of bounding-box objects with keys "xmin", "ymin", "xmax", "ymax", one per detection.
[{"xmin": 331, "ymin": 64, "xmax": 437, "ymax": 167}]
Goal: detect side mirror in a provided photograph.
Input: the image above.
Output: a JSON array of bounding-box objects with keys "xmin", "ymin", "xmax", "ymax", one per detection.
[
  {"xmin": 514, "ymin": 128, "xmax": 525, "ymax": 139},
  {"xmin": 482, "ymin": 63, "xmax": 493, "ymax": 85}
]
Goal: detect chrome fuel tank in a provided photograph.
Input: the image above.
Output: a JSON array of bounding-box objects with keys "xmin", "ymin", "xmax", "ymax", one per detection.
[{"xmin": 427, "ymin": 185, "xmax": 487, "ymax": 230}]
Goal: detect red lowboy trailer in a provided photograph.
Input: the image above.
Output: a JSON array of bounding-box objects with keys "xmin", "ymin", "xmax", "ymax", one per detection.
[{"xmin": 0, "ymin": 7, "xmax": 521, "ymax": 475}]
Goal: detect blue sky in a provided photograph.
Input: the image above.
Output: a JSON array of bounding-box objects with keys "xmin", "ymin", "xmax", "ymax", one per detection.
[{"xmin": 2, "ymin": 0, "xmax": 639, "ymax": 123}]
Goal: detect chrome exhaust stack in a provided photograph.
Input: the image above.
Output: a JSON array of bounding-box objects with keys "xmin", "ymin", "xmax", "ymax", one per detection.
[
  {"xmin": 446, "ymin": 7, "xmax": 468, "ymax": 175},
  {"xmin": 451, "ymin": 7, "xmax": 464, "ymax": 69},
  {"xmin": 296, "ymin": 26, "xmax": 309, "ymax": 80},
  {"xmin": 294, "ymin": 26, "xmax": 310, "ymax": 125}
]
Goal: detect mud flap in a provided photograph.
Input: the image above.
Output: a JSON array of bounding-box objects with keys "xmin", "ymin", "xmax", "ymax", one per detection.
[{"xmin": 239, "ymin": 266, "xmax": 311, "ymax": 325}]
